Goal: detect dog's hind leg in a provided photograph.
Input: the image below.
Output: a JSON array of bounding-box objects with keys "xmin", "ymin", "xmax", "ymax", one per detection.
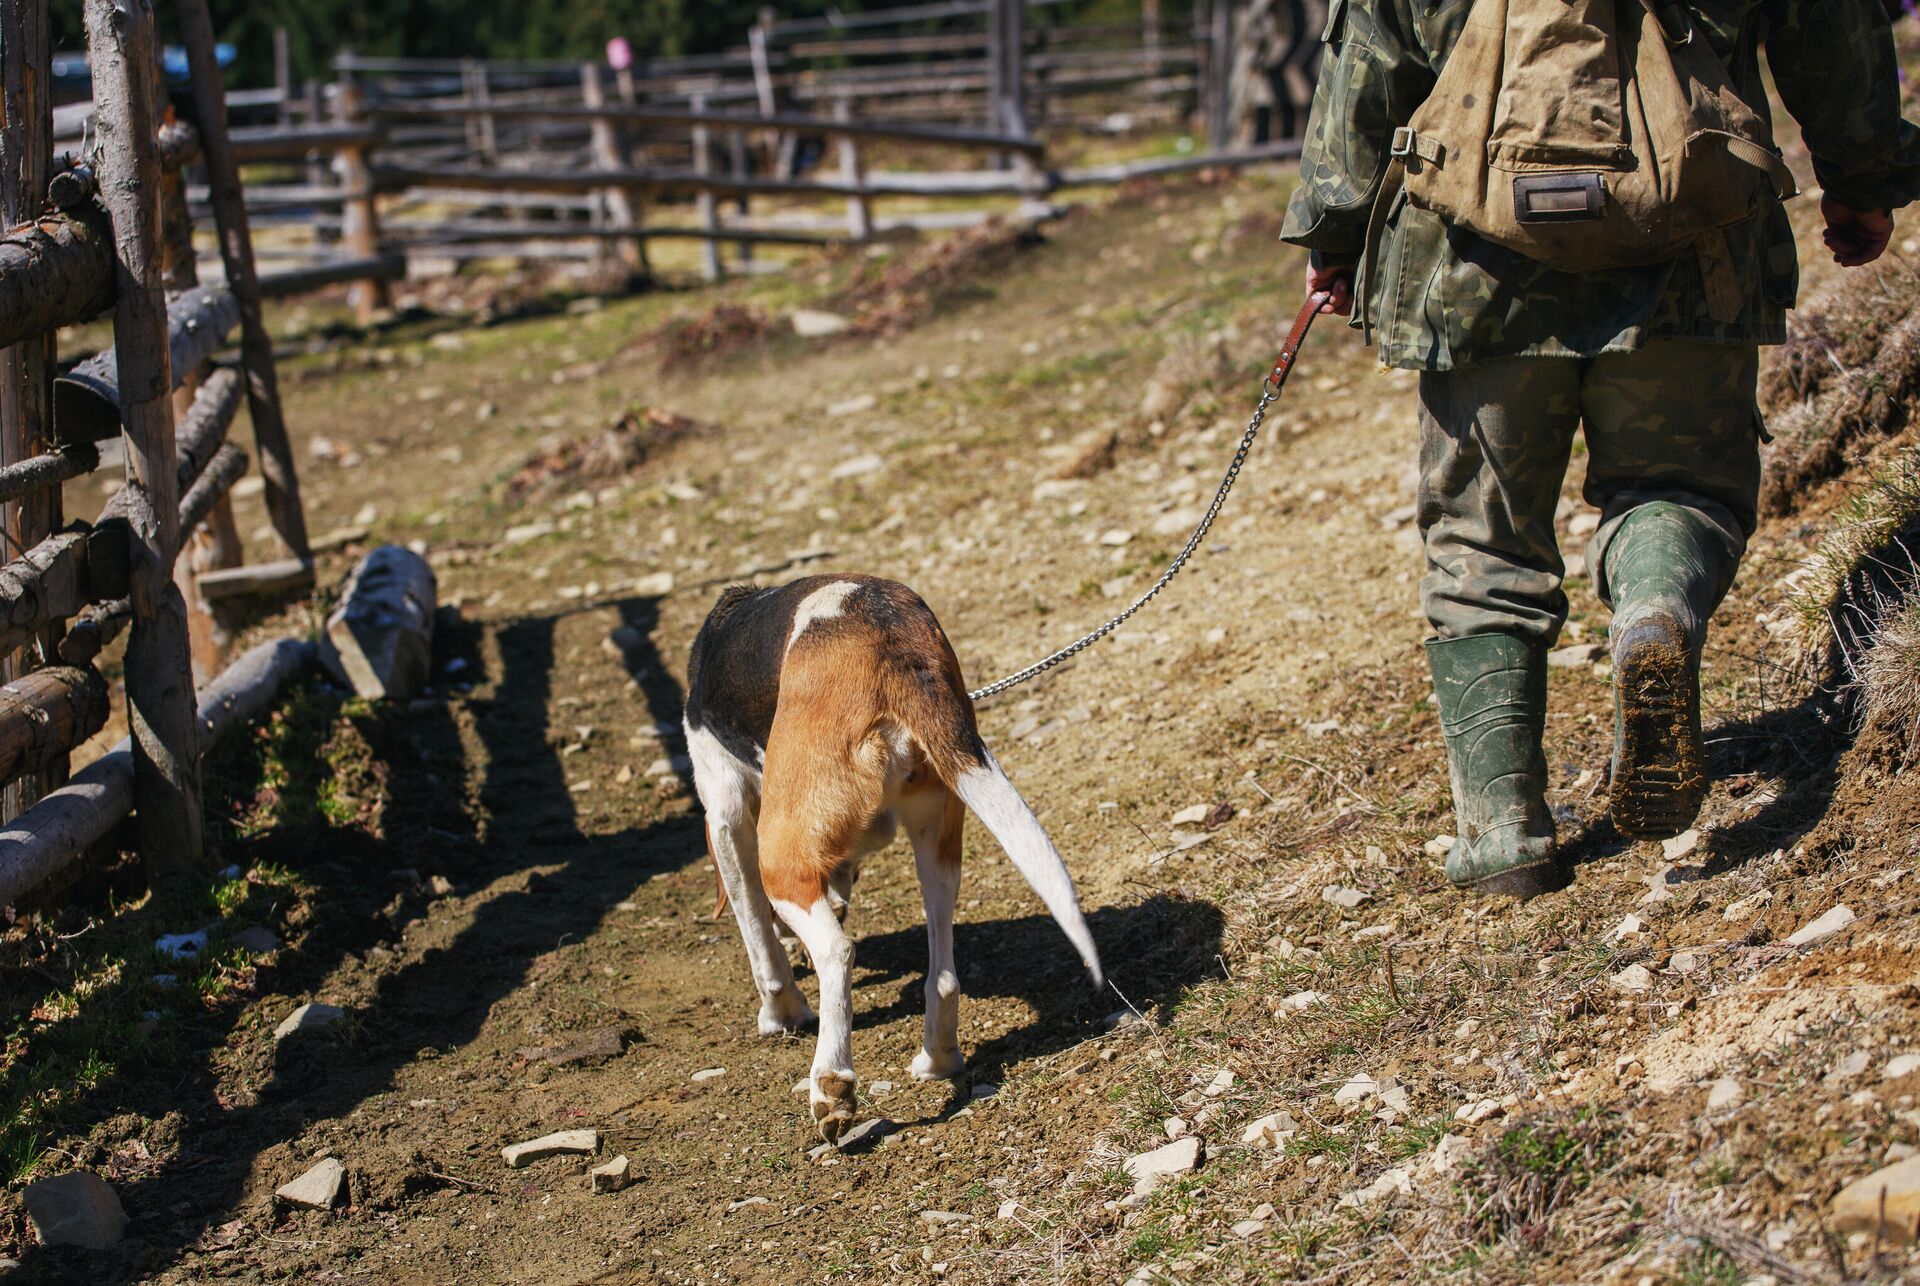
[
  {"xmin": 905, "ymin": 783, "xmax": 966, "ymax": 1080},
  {"xmin": 764, "ymin": 857, "xmax": 860, "ymax": 1143},
  {"xmin": 687, "ymin": 725, "xmax": 814, "ymax": 1035}
]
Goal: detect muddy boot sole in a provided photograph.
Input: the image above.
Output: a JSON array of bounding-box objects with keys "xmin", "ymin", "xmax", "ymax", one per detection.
[
  {"xmin": 1609, "ymin": 613, "xmax": 1706, "ymax": 840},
  {"xmin": 1465, "ymin": 858, "xmax": 1568, "ymax": 900}
]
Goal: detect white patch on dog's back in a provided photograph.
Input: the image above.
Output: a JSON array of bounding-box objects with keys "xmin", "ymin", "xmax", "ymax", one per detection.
[{"xmin": 786, "ymin": 580, "xmax": 861, "ymax": 653}]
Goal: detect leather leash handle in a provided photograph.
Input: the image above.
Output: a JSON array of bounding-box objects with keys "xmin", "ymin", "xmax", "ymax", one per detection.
[{"xmin": 1267, "ymin": 291, "xmax": 1330, "ymax": 394}]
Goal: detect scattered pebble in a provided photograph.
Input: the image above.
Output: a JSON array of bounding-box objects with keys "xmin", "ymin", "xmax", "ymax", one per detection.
[
  {"xmin": 20, "ymin": 1172, "xmax": 127, "ymax": 1249},
  {"xmin": 1277, "ymin": 990, "xmax": 1325, "ymax": 1013},
  {"xmin": 276, "ymin": 1158, "xmax": 347, "ymax": 1210},
  {"xmin": 691, "ymin": 1067, "xmax": 727, "ymax": 1083},
  {"xmin": 1706, "ymin": 1078, "xmax": 1745, "ymax": 1112},
  {"xmin": 1608, "ymin": 964, "xmax": 1653, "ymax": 993},
  {"xmin": 1430, "ymin": 1134, "xmax": 1473, "ymax": 1174},
  {"xmin": 1202, "ymin": 1069, "xmax": 1235, "ymax": 1098},
  {"xmin": 230, "ymin": 926, "xmax": 279, "ymax": 955},
  {"xmin": 502, "ymin": 1129, "xmax": 599, "ymax": 1169},
  {"xmin": 1786, "ymin": 905, "xmax": 1855, "ymax": 948},
  {"xmin": 1170, "ymin": 804, "xmax": 1210, "ymax": 826},
  {"xmin": 1123, "ymin": 1137, "xmax": 1203, "ymax": 1199},
  {"xmin": 1547, "ymin": 642, "xmax": 1606, "ymax": 668},
  {"xmin": 273, "ymin": 1003, "xmax": 346, "ymax": 1042},
  {"xmin": 1832, "ymin": 1155, "xmax": 1920, "ymax": 1244},
  {"xmin": 1661, "ymin": 829, "xmax": 1701, "ymax": 861},
  {"xmin": 1098, "ymin": 529, "xmax": 1135, "ymax": 547},
  {"xmin": 589, "ymin": 1155, "xmax": 635, "ymax": 1193},
  {"xmin": 728, "ymin": 1196, "xmax": 770, "ymax": 1212},
  {"xmin": 1241, "ymin": 1112, "xmax": 1298, "ymax": 1149},
  {"xmin": 1164, "ymin": 1117, "xmax": 1190, "ymax": 1140},
  {"xmin": 1321, "ymin": 886, "xmax": 1367, "ymax": 910},
  {"xmin": 790, "ymin": 309, "xmax": 850, "ymax": 338},
  {"xmin": 155, "ymin": 929, "xmax": 210, "ymax": 961},
  {"xmin": 1887, "ymin": 1055, "xmax": 1920, "ymax": 1081},
  {"xmin": 1333, "ymin": 1073, "xmax": 1378, "ymax": 1105},
  {"xmin": 1606, "ymin": 914, "xmax": 1645, "ymax": 943}
]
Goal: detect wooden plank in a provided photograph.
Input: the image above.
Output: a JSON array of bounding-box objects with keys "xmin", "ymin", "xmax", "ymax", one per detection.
[
  {"xmin": 256, "ymin": 254, "xmax": 408, "ymax": 299},
  {"xmin": 1055, "ymin": 140, "xmax": 1302, "ymax": 186},
  {"xmin": 0, "ymin": 665, "xmax": 109, "ymax": 788},
  {"xmin": 227, "ymin": 122, "xmax": 379, "ymax": 163},
  {"xmin": 371, "ymin": 160, "xmax": 1036, "ymax": 200},
  {"xmin": 171, "ymin": 366, "xmax": 243, "ymax": 489},
  {"xmin": 178, "ymin": 0, "xmax": 313, "ymax": 563},
  {"xmin": 0, "ymin": 636, "xmax": 315, "ymax": 910},
  {"xmin": 0, "ymin": 447, "xmax": 97, "ymax": 508},
  {"xmin": 54, "ymin": 286, "xmax": 242, "ymax": 444},
  {"xmin": 177, "ymin": 443, "xmax": 247, "ymax": 537},
  {"xmin": 834, "ymin": 100, "xmax": 872, "ymax": 241},
  {"xmin": 366, "ymin": 101, "xmax": 1048, "ymax": 155},
  {"xmin": 196, "ymin": 556, "xmax": 313, "ymax": 603},
  {"xmin": 318, "ymin": 545, "xmax": 435, "ymax": 701},
  {"xmin": 0, "ymin": 533, "xmax": 96, "ymax": 656},
  {"xmin": 83, "ymin": 0, "xmax": 204, "ymax": 874},
  {"xmin": 0, "ymin": 207, "xmax": 117, "ymax": 352},
  {"xmin": 690, "ymin": 94, "xmax": 723, "ymax": 281}
]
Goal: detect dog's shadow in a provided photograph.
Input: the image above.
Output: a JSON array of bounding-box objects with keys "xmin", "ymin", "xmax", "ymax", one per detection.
[{"xmin": 843, "ymin": 893, "xmax": 1224, "ymax": 1128}]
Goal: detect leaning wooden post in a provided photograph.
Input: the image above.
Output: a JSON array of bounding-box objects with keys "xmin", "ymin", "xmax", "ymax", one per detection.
[
  {"xmin": 272, "ymin": 26, "xmax": 291, "ymax": 126},
  {"xmin": 0, "ymin": 0, "xmax": 63, "ymax": 816},
  {"xmin": 833, "ymin": 98, "xmax": 872, "ymax": 243},
  {"xmin": 462, "ymin": 59, "xmax": 497, "ymax": 164},
  {"xmin": 987, "ymin": 0, "xmax": 1029, "ymax": 142},
  {"xmin": 155, "ymin": 42, "xmax": 241, "ymax": 684},
  {"xmin": 690, "ymin": 94, "xmax": 722, "ymax": 282},
  {"xmin": 177, "ymin": 0, "xmax": 312, "ymax": 563},
  {"xmin": 580, "ymin": 62, "xmax": 644, "ymax": 276},
  {"xmin": 1206, "ymin": 0, "xmax": 1234, "ymax": 152},
  {"xmin": 83, "ymin": 0, "xmax": 204, "ymax": 873},
  {"xmin": 331, "ymin": 69, "xmax": 389, "ymax": 325}
]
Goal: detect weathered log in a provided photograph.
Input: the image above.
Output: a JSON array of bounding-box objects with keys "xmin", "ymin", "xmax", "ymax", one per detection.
[
  {"xmin": 177, "ymin": 443, "xmax": 247, "ymax": 537},
  {"xmin": 331, "ymin": 75, "xmax": 390, "ymax": 326},
  {"xmin": 0, "ymin": 665, "xmax": 109, "ymax": 788},
  {"xmin": 0, "ymin": 206, "xmax": 117, "ymax": 352},
  {"xmin": 0, "ymin": 532, "xmax": 90, "ymax": 655},
  {"xmin": 58, "ymin": 597, "xmax": 129, "ymax": 667},
  {"xmin": 319, "ymin": 544, "xmax": 435, "ymax": 700},
  {"xmin": 0, "ymin": 636, "xmax": 314, "ymax": 909},
  {"xmin": 54, "ymin": 285, "xmax": 241, "ymax": 443},
  {"xmin": 172, "ymin": 366, "xmax": 243, "ymax": 491},
  {"xmin": 178, "ymin": 0, "xmax": 312, "ymax": 562},
  {"xmin": 226, "ymin": 122, "xmax": 376, "ymax": 163},
  {"xmin": 84, "ymin": 0, "xmax": 204, "ymax": 873},
  {"xmin": 195, "ymin": 556, "xmax": 313, "ymax": 603},
  {"xmin": 0, "ymin": 445, "xmax": 98, "ymax": 508},
  {"xmin": 255, "ymin": 254, "xmax": 406, "ymax": 300}
]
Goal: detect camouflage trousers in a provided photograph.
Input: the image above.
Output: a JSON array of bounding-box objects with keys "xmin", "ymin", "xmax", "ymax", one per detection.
[{"xmin": 1418, "ymin": 341, "xmax": 1762, "ymax": 643}]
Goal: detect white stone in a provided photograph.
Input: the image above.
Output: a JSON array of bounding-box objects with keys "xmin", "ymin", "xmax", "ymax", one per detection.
[
  {"xmin": 1230, "ymin": 1218, "xmax": 1266, "ymax": 1238},
  {"xmin": 1277, "ymin": 990, "xmax": 1324, "ymax": 1013},
  {"xmin": 1164, "ymin": 1117, "xmax": 1190, "ymax": 1140},
  {"xmin": 1336, "ymin": 1167, "xmax": 1413, "ymax": 1208},
  {"xmin": 1786, "ymin": 904, "xmax": 1855, "ymax": 948},
  {"xmin": 997, "ymin": 1200, "xmax": 1021, "ymax": 1220},
  {"xmin": 1098, "ymin": 528, "xmax": 1134, "ymax": 546},
  {"xmin": 1706, "ymin": 1078, "xmax": 1745, "ymax": 1112},
  {"xmin": 1833, "ymin": 1051, "xmax": 1873, "ymax": 1082},
  {"xmin": 691, "ymin": 1067, "xmax": 727, "ymax": 1083},
  {"xmin": 1379, "ymin": 1084, "xmax": 1413, "ymax": 1115},
  {"xmin": 1832, "ymin": 1155, "xmax": 1920, "ymax": 1244},
  {"xmin": 790, "ymin": 309, "xmax": 850, "ymax": 338},
  {"xmin": 1122, "ymin": 1137, "xmax": 1203, "ymax": 1199},
  {"xmin": 501, "ymin": 1129, "xmax": 599, "ymax": 1168},
  {"xmin": 1203, "ymin": 1068, "xmax": 1235, "ymax": 1097},
  {"xmin": 729, "ymin": 1196, "xmax": 770, "ymax": 1212},
  {"xmin": 504, "ymin": 520, "xmax": 555, "ymax": 546},
  {"xmin": 630, "ymin": 571, "xmax": 675, "ymax": 597},
  {"xmin": 1547, "ymin": 642, "xmax": 1606, "ymax": 668},
  {"xmin": 829, "ymin": 453, "xmax": 884, "ymax": 479},
  {"xmin": 21, "ymin": 1172, "xmax": 128, "ymax": 1249},
  {"xmin": 1455, "ymin": 1098, "xmax": 1504, "ymax": 1125},
  {"xmin": 1609, "ymin": 964, "xmax": 1653, "ymax": 993},
  {"xmin": 1170, "ymin": 804, "xmax": 1210, "ymax": 826},
  {"xmin": 827, "ymin": 393, "xmax": 878, "ymax": 417},
  {"xmin": 1240, "ymin": 1112, "xmax": 1298, "ymax": 1149},
  {"xmin": 647, "ymin": 756, "xmax": 692, "ymax": 777},
  {"xmin": 231, "ymin": 926, "xmax": 279, "ymax": 955},
  {"xmin": 1423, "ymin": 835, "xmax": 1455, "ymax": 858},
  {"xmin": 276, "ymin": 1158, "xmax": 347, "ymax": 1210},
  {"xmin": 1606, "ymin": 915, "xmax": 1645, "ymax": 943},
  {"xmin": 1334, "ymin": 1072, "xmax": 1378, "ymax": 1104},
  {"xmin": 1670, "ymin": 951, "xmax": 1703, "ymax": 975},
  {"xmin": 1661, "ymin": 829, "xmax": 1701, "ymax": 861},
  {"xmin": 1886, "ymin": 1055, "xmax": 1920, "ymax": 1081},
  {"xmin": 1430, "ymin": 1134, "xmax": 1473, "ymax": 1175},
  {"xmin": 589, "ymin": 1155, "xmax": 634, "ymax": 1193},
  {"xmin": 155, "ymin": 929, "xmax": 209, "ymax": 960},
  {"xmin": 273, "ymin": 1003, "xmax": 346, "ymax": 1042},
  {"xmin": 1321, "ymin": 886, "xmax": 1367, "ymax": 910}
]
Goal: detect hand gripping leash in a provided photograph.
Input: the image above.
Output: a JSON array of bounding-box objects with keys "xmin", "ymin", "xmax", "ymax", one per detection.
[{"xmin": 968, "ymin": 292, "xmax": 1332, "ymax": 702}]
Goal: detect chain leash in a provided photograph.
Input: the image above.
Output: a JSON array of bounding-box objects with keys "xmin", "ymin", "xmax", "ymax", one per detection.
[{"xmin": 968, "ymin": 292, "xmax": 1331, "ymax": 702}]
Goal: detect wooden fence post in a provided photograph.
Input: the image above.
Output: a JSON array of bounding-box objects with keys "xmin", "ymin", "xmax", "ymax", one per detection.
[
  {"xmin": 178, "ymin": 0, "xmax": 313, "ymax": 563},
  {"xmin": 1206, "ymin": 0, "xmax": 1235, "ymax": 151},
  {"xmin": 82, "ymin": 0, "xmax": 204, "ymax": 875},
  {"xmin": 0, "ymin": 0, "xmax": 62, "ymax": 816},
  {"xmin": 987, "ymin": 0, "xmax": 1029, "ymax": 141},
  {"xmin": 580, "ymin": 62, "xmax": 645, "ymax": 277},
  {"xmin": 727, "ymin": 132, "xmax": 754, "ymax": 267},
  {"xmin": 689, "ymin": 94, "xmax": 722, "ymax": 282},
  {"xmin": 462, "ymin": 59, "xmax": 497, "ymax": 164},
  {"xmin": 332, "ymin": 70, "xmax": 390, "ymax": 325},
  {"xmin": 272, "ymin": 26, "xmax": 291, "ymax": 125},
  {"xmin": 834, "ymin": 98, "xmax": 872, "ymax": 242}
]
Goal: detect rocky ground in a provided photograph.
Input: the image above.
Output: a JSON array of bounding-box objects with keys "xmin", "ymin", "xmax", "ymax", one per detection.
[{"xmin": 8, "ymin": 49, "xmax": 1920, "ymax": 1284}]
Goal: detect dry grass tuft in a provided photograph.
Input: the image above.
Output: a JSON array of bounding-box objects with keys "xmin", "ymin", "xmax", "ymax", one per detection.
[
  {"xmin": 1785, "ymin": 446, "xmax": 1920, "ymax": 672},
  {"xmin": 1759, "ymin": 257, "xmax": 1920, "ymax": 412},
  {"xmin": 644, "ymin": 303, "xmax": 776, "ymax": 365},
  {"xmin": 1138, "ymin": 333, "xmax": 1233, "ymax": 427},
  {"xmin": 832, "ymin": 219, "xmax": 1042, "ymax": 337},
  {"xmin": 505, "ymin": 407, "xmax": 707, "ymax": 500},
  {"xmin": 1458, "ymin": 1109, "xmax": 1617, "ymax": 1250},
  {"xmin": 1858, "ymin": 594, "xmax": 1920, "ymax": 762}
]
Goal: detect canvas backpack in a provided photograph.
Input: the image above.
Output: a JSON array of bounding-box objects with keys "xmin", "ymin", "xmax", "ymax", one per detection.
[{"xmin": 1363, "ymin": 0, "xmax": 1797, "ymax": 310}]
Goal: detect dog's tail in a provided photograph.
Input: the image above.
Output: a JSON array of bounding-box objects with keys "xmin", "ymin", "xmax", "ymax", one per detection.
[{"xmin": 941, "ymin": 741, "xmax": 1105, "ymax": 990}]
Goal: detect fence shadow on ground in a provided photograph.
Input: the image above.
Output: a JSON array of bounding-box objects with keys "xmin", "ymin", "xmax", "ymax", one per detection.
[{"xmin": 13, "ymin": 594, "xmax": 699, "ymax": 1284}]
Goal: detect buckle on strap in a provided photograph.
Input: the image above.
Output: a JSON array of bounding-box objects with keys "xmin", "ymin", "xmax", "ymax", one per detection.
[
  {"xmin": 1389, "ymin": 126, "xmax": 1443, "ymax": 167},
  {"xmin": 1390, "ymin": 126, "xmax": 1417, "ymax": 159}
]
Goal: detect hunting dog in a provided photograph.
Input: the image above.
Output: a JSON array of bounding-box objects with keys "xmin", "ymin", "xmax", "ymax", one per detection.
[{"xmin": 684, "ymin": 574, "xmax": 1104, "ymax": 1143}]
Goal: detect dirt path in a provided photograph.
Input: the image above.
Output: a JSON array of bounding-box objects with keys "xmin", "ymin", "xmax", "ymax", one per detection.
[{"xmin": 12, "ymin": 136, "xmax": 1920, "ymax": 1283}]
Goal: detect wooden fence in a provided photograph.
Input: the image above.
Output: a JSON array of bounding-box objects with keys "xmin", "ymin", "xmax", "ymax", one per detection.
[
  {"xmin": 62, "ymin": 0, "xmax": 1321, "ymax": 319},
  {"xmin": 0, "ymin": 0, "xmax": 317, "ymax": 909}
]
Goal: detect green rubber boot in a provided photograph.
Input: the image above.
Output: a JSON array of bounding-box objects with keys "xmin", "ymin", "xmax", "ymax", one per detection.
[
  {"xmin": 1603, "ymin": 504, "xmax": 1732, "ymax": 840},
  {"xmin": 1427, "ymin": 633, "xmax": 1562, "ymax": 897}
]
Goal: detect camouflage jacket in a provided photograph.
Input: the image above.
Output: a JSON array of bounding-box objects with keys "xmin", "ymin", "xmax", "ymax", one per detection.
[{"xmin": 1280, "ymin": 0, "xmax": 1920, "ymax": 371}]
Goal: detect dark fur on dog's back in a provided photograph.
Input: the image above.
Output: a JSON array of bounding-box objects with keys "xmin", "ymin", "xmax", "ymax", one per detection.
[{"xmin": 685, "ymin": 575, "xmax": 987, "ymax": 779}]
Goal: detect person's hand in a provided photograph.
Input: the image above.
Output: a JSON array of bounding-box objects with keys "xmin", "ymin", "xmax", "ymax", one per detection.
[
  {"xmin": 1306, "ymin": 257, "xmax": 1356, "ymax": 315},
  {"xmin": 1822, "ymin": 196, "xmax": 1894, "ymax": 267}
]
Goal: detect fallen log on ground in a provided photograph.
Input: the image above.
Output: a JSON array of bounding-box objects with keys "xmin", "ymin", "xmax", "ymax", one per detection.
[
  {"xmin": 320, "ymin": 545, "xmax": 435, "ymax": 700},
  {"xmin": 0, "ymin": 636, "xmax": 316, "ymax": 909}
]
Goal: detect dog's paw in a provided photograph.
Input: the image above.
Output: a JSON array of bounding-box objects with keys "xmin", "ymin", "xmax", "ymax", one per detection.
[
  {"xmin": 757, "ymin": 990, "xmax": 816, "ymax": 1036},
  {"xmin": 909, "ymin": 1045, "xmax": 964, "ymax": 1081},
  {"xmin": 810, "ymin": 1069, "xmax": 858, "ymax": 1144}
]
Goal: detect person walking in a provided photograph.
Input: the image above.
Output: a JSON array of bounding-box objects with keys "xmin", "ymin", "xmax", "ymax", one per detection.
[{"xmin": 1281, "ymin": 0, "xmax": 1920, "ymax": 894}]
